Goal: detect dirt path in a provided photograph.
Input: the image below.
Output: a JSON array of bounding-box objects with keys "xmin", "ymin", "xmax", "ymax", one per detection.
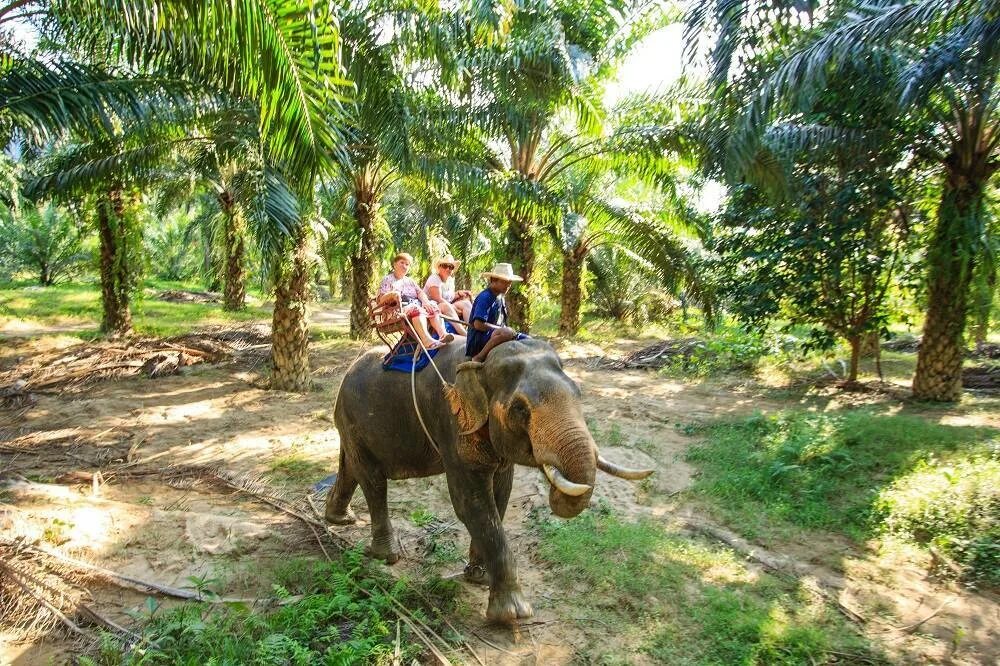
[{"xmin": 2, "ymin": 309, "xmax": 998, "ymax": 664}]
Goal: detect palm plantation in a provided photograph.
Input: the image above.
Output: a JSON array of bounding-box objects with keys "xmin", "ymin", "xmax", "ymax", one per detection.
[{"xmin": 1, "ymin": 0, "xmax": 998, "ymax": 662}]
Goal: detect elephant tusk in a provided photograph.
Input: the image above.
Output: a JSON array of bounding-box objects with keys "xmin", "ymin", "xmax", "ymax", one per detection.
[
  {"xmin": 542, "ymin": 464, "xmax": 592, "ymax": 497},
  {"xmin": 597, "ymin": 455, "xmax": 654, "ymax": 480}
]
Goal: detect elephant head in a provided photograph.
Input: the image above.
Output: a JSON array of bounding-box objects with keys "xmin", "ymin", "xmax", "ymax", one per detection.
[{"xmin": 446, "ymin": 339, "xmax": 651, "ymax": 518}]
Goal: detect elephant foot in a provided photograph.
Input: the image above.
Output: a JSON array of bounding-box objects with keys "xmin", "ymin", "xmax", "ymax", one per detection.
[
  {"xmin": 486, "ymin": 586, "xmax": 533, "ymax": 624},
  {"xmin": 325, "ymin": 507, "xmax": 357, "ymax": 525},
  {"xmin": 365, "ymin": 543, "xmax": 400, "ymax": 565},
  {"xmin": 463, "ymin": 562, "xmax": 489, "ymax": 586}
]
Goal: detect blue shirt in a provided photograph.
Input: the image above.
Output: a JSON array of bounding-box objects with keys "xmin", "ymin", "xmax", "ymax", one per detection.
[{"xmin": 465, "ymin": 288, "xmax": 507, "ymax": 357}]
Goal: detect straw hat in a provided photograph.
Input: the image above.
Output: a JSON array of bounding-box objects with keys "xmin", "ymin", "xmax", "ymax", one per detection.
[
  {"xmin": 433, "ymin": 255, "xmax": 461, "ymax": 270},
  {"xmin": 481, "ymin": 262, "xmax": 523, "ymax": 282}
]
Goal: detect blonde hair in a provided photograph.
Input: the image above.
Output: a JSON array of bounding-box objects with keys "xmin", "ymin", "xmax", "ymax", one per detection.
[{"xmin": 391, "ymin": 252, "xmax": 414, "ymax": 264}]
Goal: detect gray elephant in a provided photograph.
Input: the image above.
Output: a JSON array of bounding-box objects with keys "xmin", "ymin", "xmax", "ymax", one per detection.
[{"xmin": 325, "ymin": 338, "xmax": 651, "ymax": 623}]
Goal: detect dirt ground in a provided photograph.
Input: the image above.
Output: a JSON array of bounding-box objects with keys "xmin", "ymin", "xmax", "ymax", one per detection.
[{"xmin": 2, "ymin": 306, "xmax": 999, "ymax": 665}]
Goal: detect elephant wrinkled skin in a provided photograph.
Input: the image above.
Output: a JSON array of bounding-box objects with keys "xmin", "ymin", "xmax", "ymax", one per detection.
[{"xmin": 325, "ymin": 338, "xmax": 651, "ymax": 623}]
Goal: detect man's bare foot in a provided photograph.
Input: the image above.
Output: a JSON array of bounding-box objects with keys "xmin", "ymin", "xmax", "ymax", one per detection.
[{"xmin": 440, "ymin": 333, "xmax": 455, "ymax": 344}]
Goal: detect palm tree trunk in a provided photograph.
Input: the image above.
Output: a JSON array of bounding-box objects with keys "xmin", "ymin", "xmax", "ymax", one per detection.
[
  {"xmin": 339, "ymin": 267, "xmax": 351, "ymax": 303},
  {"xmin": 326, "ymin": 263, "xmax": 337, "ymax": 301},
  {"xmin": 349, "ymin": 200, "xmax": 377, "ymax": 339},
  {"xmin": 970, "ymin": 256, "xmax": 996, "ymax": 350},
  {"xmin": 220, "ymin": 194, "xmax": 246, "ymax": 311},
  {"xmin": 271, "ymin": 228, "xmax": 311, "ymax": 391},
  {"xmin": 912, "ymin": 165, "xmax": 986, "ymax": 401},
  {"xmin": 506, "ymin": 214, "xmax": 535, "ymax": 332},
  {"xmin": 559, "ymin": 247, "xmax": 585, "ymax": 337},
  {"xmin": 97, "ymin": 189, "xmax": 133, "ymax": 338}
]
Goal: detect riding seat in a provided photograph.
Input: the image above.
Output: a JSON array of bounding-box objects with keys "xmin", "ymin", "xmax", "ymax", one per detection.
[{"xmin": 369, "ymin": 296, "xmax": 418, "ymax": 360}]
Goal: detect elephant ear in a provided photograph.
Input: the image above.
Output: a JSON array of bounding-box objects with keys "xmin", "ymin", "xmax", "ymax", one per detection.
[{"xmin": 444, "ymin": 361, "xmax": 488, "ymax": 435}]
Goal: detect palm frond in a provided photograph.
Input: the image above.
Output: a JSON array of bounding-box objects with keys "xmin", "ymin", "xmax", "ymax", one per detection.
[{"xmin": 50, "ymin": 0, "xmax": 353, "ymax": 188}]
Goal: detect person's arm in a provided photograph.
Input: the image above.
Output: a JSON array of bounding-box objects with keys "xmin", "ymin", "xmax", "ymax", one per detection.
[
  {"xmin": 426, "ymin": 284, "xmax": 443, "ymax": 303},
  {"xmin": 472, "ymin": 319, "xmax": 490, "ymax": 332},
  {"xmin": 416, "ymin": 285, "xmax": 434, "ymax": 308}
]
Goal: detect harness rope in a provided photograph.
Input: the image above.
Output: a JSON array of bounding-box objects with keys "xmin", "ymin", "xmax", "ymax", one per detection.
[{"xmin": 397, "ymin": 307, "xmax": 447, "ymax": 454}]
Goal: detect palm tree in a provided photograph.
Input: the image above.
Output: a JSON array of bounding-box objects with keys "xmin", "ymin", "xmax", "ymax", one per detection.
[
  {"xmin": 546, "ymin": 163, "xmax": 690, "ymax": 336},
  {"xmin": 686, "ymin": 0, "xmax": 1000, "ymax": 400},
  {"xmin": 424, "ymin": 0, "xmax": 666, "ymax": 331},
  {"xmin": 40, "ymin": 0, "xmax": 351, "ymax": 390},
  {"xmin": 153, "ymin": 107, "xmax": 274, "ymax": 311}
]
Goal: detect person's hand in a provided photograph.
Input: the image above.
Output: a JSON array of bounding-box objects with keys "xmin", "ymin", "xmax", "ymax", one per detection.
[{"xmin": 455, "ymin": 290, "xmax": 472, "ymax": 300}]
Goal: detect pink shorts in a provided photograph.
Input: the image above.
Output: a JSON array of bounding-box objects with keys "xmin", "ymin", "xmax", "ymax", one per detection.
[{"xmin": 402, "ymin": 301, "xmax": 440, "ymax": 319}]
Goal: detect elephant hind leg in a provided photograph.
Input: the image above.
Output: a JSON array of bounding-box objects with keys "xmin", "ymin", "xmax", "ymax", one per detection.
[
  {"xmin": 358, "ymin": 470, "xmax": 399, "ymax": 564},
  {"xmin": 325, "ymin": 445, "xmax": 358, "ymax": 525}
]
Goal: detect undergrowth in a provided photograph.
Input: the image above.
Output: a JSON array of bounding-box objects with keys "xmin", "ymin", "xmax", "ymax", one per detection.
[
  {"xmin": 535, "ymin": 504, "xmax": 878, "ymax": 664},
  {"xmin": 80, "ymin": 549, "xmax": 461, "ymax": 665},
  {"xmin": 684, "ymin": 410, "xmax": 1000, "ymax": 585}
]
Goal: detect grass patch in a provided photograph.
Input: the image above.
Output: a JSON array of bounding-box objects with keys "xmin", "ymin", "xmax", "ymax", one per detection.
[
  {"xmin": 0, "ymin": 281, "xmax": 270, "ymax": 337},
  {"xmin": 685, "ymin": 410, "xmax": 999, "ymax": 584},
  {"xmin": 266, "ymin": 455, "xmax": 329, "ymax": 487},
  {"xmin": 409, "ymin": 506, "xmax": 437, "ymax": 527},
  {"xmin": 536, "ymin": 506, "xmax": 877, "ymax": 664},
  {"xmin": 81, "ymin": 549, "xmax": 461, "ymax": 665}
]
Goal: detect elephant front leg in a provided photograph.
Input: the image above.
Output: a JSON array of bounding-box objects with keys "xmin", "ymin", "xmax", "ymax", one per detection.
[
  {"xmin": 465, "ymin": 465, "xmax": 514, "ymax": 587},
  {"xmin": 450, "ymin": 472, "xmax": 532, "ymax": 623}
]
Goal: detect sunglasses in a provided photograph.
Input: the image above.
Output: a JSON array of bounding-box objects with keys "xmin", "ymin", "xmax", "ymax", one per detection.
[{"xmin": 441, "ymin": 264, "xmax": 455, "ymax": 270}]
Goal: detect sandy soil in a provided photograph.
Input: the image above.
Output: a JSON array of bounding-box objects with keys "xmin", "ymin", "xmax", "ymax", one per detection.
[{"xmin": 1, "ymin": 308, "xmax": 998, "ymax": 664}]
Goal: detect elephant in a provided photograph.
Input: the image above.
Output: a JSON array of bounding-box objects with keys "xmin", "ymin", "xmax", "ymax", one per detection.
[{"xmin": 324, "ymin": 337, "xmax": 652, "ymax": 623}]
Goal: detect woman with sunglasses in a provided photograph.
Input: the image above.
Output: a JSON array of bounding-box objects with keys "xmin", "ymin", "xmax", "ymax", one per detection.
[
  {"xmin": 378, "ymin": 252, "xmax": 454, "ymax": 350},
  {"xmin": 424, "ymin": 255, "xmax": 472, "ymax": 335}
]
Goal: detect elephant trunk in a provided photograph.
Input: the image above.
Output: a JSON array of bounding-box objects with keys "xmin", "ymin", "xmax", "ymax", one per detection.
[{"xmin": 529, "ymin": 406, "xmax": 597, "ymax": 518}]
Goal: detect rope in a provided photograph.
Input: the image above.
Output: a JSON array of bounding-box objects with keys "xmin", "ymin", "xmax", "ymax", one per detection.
[{"xmin": 399, "ymin": 311, "xmax": 447, "ymax": 454}]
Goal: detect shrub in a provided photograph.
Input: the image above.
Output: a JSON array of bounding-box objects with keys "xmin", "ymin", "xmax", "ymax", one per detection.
[
  {"xmin": 874, "ymin": 450, "xmax": 1000, "ymax": 587},
  {"xmin": 79, "ymin": 549, "xmax": 461, "ymax": 664},
  {"xmin": 686, "ymin": 410, "xmax": 999, "ymax": 550},
  {"xmin": 658, "ymin": 327, "xmax": 769, "ymax": 378}
]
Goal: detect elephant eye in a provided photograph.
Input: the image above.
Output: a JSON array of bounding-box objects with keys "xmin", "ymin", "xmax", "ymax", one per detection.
[{"xmin": 509, "ymin": 396, "xmax": 530, "ymax": 421}]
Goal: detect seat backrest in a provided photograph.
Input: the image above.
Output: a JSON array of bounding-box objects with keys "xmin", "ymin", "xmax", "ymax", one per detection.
[{"xmin": 369, "ymin": 297, "xmax": 402, "ymax": 329}]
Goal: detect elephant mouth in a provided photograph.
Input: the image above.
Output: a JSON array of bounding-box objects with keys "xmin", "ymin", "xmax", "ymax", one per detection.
[{"xmin": 541, "ymin": 456, "xmax": 654, "ymax": 518}]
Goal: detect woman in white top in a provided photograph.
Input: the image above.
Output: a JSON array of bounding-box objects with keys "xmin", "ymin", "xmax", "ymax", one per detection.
[{"xmin": 424, "ymin": 255, "xmax": 472, "ymax": 335}]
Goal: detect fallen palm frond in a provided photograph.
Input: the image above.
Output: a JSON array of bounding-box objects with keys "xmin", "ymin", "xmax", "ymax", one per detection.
[
  {"xmin": 0, "ymin": 324, "xmax": 273, "ymax": 402},
  {"xmin": 154, "ymin": 289, "xmax": 221, "ymax": 304},
  {"xmin": 589, "ymin": 338, "xmax": 705, "ymax": 370},
  {"xmin": 0, "ymin": 536, "xmax": 141, "ymax": 644},
  {"xmin": 962, "ymin": 364, "xmax": 1000, "ymax": 390}
]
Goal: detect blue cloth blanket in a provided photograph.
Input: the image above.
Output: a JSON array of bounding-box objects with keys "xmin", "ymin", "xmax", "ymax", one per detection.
[{"xmin": 382, "ymin": 321, "xmax": 456, "ymax": 372}]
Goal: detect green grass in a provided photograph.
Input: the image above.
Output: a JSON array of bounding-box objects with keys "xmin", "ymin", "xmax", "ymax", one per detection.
[
  {"xmin": 81, "ymin": 549, "xmax": 461, "ymax": 666},
  {"xmin": 266, "ymin": 454, "xmax": 329, "ymax": 488},
  {"xmin": 0, "ymin": 281, "xmax": 271, "ymax": 338},
  {"xmin": 684, "ymin": 410, "xmax": 1000, "ymax": 584},
  {"xmin": 536, "ymin": 505, "xmax": 878, "ymax": 665}
]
